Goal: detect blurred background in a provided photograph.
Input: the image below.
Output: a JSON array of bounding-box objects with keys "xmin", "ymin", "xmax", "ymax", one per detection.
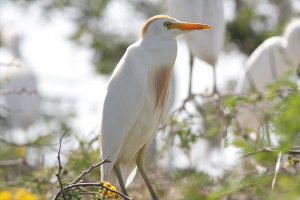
[{"xmin": 0, "ymin": 0, "xmax": 300, "ymax": 199}]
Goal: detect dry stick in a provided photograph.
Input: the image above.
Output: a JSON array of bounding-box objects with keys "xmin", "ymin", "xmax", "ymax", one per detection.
[
  {"xmin": 52, "ymin": 140, "xmax": 131, "ymax": 200},
  {"xmin": 0, "ymin": 158, "xmax": 24, "ymax": 167},
  {"xmin": 77, "ymin": 187, "xmax": 97, "ymax": 195},
  {"xmin": 69, "ymin": 156, "xmax": 111, "ymax": 185},
  {"xmin": 0, "ymin": 137, "xmax": 51, "ymax": 147},
  {"xmin": 272, "ymin": 151, "xmax": 282, "ymax": 189},
  {"xmin": 0, "ymin": 88, "xmax": 38, "ymax": 95},
  {"xmin": 0, "ymin": 62, "xmax": 21, "ymax": 67},
  {"xmin": 52, "ymin": 183, "xmax": 133, "ymax": 200},
  {"xmin": 56, "ymin": 129, "xmax": 70, "ymax": 200},
  {"xmin": 243, "ymin": 146, "xmax": 300, "ymax": 158}
]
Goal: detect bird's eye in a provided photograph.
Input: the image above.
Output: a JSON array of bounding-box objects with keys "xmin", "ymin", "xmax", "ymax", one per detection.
[{"xmin": 164, "ymin": 22, "xmax": 172, "ymax": 29}]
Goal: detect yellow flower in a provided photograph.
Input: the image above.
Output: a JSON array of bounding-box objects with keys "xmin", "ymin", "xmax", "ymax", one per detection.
[
  {"xmin": 103, "ymin": 190, "xmax": 109, "ymax": 197},
  {"xmin": 103, "ymin": 181, "xmax": 112, "ymax": 188},
  {"xmin": 0, "ymin": 191, "xmax": 12, "ymax": 200},
  {"xmin": 99, "ymin": 181, "xmax": 120, "ymax": 199},
  {"xmin": 110, "ymin": 186, "xmax": 117, "ymax": 191},
  {"xmin": 15, "ymin": 146, "xmax": 26, "ymax": 157},
  {"xmin": 15, "ymin": 188, "xmax": 37, "ymax": 200},
  {"xmin": 109, "ymin": 186, "xmax": 119, "ymax": 199}
]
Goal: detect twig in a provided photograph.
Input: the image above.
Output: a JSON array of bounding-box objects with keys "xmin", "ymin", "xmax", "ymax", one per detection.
[
  {"xmin": 0, "ymin": 136, "xmax": 53, "ymax": 147},
  {"xmin": 243, "ymin": 146, "xmax": 300, "ymax": 157},
  {"xmin": 272, "ymin": 151, "xmax": 282, "ymax": 189},
  {"xmin": 52, "ymin": 132, "xmax": 130, "ymax": 200},
  {"xmin": 69, "ymin": 156, "xmax": 111, "ymax": 185},
  {"xmin": 52, "ymin": 156, "xmax": 131, "ymax": 200},
  {"xmin": 0, "ymin": 158, "xmax": 24, "ymax": 167},
  {"xmin": 0, "ymin": 88, "xmax": 38, "ymax": 96},
  {"xmin": 56, "ymin": 128, "xmax": 71, "ymax": 200},
  {"xmin": 52, "ymin": 182, "xmax": 133, "ymax": 200},
  {"xmin": 0, "ymin": 62, "xmax": 21, "ymax": 68},
  {"xmin": 5, "ymin": 180, "xmax": 21, "ymax": 186},
  {"xmin": 77, "ymin": 187, "xmax": 97, "ymax": 195}
]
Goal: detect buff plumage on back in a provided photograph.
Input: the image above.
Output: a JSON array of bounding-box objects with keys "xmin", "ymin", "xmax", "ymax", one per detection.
[{"xmin": 139, "ymin": 15, "xmax": 178, "ymax": 38}]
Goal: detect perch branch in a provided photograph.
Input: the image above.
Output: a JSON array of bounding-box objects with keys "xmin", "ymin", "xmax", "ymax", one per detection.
[
  {"xmin": 53, "ymin": 182, "xmax": 133, "ymax": 200},
  {"xmin": 0, "ymin": 158, "xmax": 25, "ymax": 167},
  {"xmin": 56, "ymin": 129, "xmax": 70, "ymax": 200},
  {"xmin": 243, "ymin": 146, "xmax": 300, "ymax": 157},
  {"xmin": 69, "ymin": 156, "xmax": 111, "ymax": 185}
]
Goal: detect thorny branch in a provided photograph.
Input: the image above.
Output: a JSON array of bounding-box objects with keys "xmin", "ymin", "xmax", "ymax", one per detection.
[
  {"xmin": 53, "ymin": 182, "xmax": 133, "ymax": 200},
  {"xmin": 52, "ymin": 133, "xmax": 131, "ymax": 200},
  {"xmin": 56, "ymin": 128, "xmax": 71, "ymax": 200},
  {"xmin": 69, "ymin": 156, "xmax": 111, "ymax": 185},
  {"xmin": 52, "ymin": 156, "xmax": 132, "ymax": 200}
]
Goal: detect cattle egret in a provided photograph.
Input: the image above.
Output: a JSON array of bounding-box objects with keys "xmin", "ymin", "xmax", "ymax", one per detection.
[
  {"xmin": 236, "ymin": 20, "xmax": 300, "ymax": 130},
  {"xmin": 0, "ymin": 28, "xmax": 40, "ymax": 130},
  {"xmin": 100, "ymin": 15, "xmax": 211, "ymax": 199},
  {"xmin": 168, "ymin": 0, "xmax": 225, "ymax": 95}
]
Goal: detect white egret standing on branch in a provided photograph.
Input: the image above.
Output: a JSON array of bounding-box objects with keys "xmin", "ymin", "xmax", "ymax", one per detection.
[
  {"xmin": 0, "ymin": 28, "xmax": 40, "ymax": 130},
  {"xmin": 168, "ymin": 0, "xmax": 225, "ymax": 95},
  {"xmin": 236, "ymin": 20, "xmax": 300, "ymax": 131},
  {"xmin": 100, "ymin": 15, "xmax": 211, "ymax": 199}
]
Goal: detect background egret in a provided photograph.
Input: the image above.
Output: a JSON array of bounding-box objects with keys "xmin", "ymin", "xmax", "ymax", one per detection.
[
  {"xmin": 236, "ymin": 19, "xmax": 300, "ymax": 131},
  {"xmin": 167, "ymin": 0, "xmax": 225, "ymax": 95},
  {"xmin": 0, "ymin": 27, "xmax": 40, "ymax": 130}
]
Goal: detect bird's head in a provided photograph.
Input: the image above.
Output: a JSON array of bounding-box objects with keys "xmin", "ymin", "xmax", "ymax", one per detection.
[{"xmin": 140, "ymin": 15, "xmax": 211, "ymax": 39}]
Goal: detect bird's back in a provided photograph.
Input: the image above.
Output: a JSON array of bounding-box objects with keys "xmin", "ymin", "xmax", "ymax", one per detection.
[{"xmin": 236, "ymin": 37, "xmax": 287, "ymax": 93}]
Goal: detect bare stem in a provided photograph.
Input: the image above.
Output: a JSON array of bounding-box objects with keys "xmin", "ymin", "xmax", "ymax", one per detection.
[
  {"xmin": 69, "ymin": 156, "xmax": 111, "ymax": 185},
  {"xmin": 243, "ymin": 146, "xmax": 300, "ymax": 157},
  {"xmin": 271, "ymin": 152, "xmax": 282, "ymax": 189},
  {"xmin": 52, "ymin": 183, "xmax": 133, "ymax": 200},
  {"xmin": 0, "ymin": 158, "xmax": 25, "ymax": 167},
  {"xmin": 55, "ymin": 129, "xmax": 71, "ymax": 200}
]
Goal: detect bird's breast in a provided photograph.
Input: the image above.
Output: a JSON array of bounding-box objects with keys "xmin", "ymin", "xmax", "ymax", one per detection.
[{"xmin": 151, "ymin": 66, "xmax": 172, "ymax": 111}]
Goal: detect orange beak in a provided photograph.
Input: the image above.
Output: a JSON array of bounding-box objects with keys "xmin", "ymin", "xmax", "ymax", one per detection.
[{"xmin": 172, "ymin": 22, "xmax": 212, "ymax": 31}]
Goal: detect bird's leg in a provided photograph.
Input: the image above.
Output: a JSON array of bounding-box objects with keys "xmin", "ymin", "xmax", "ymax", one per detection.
[
  {"xmin": 212, "ymin": 65, "xmax": 218, "ymax": 95},
  {"xmin": 113, "ymin": 163, "xmax": 128, "ymax": 196},
  {"xmin": 136, "ymin": 145, "xmax": 159, "ymax": 200},
  {"xmin": 188, "ymin": 51, "xmax": 194, "ymax": 98}
]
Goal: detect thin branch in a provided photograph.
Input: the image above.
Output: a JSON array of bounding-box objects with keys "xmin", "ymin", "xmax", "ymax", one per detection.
[
  {"xmin": 243, "ymin": 146, "xmax": 300, "ymax": 157},
  {"xmin": 0, "ymin": 136, "xmax": 53, "ymax": 147},
  {"xmin": 0, "ymin": 88, "xmax": 38, "ymax": 96},
  {"xmin": 52, "ymin": 130, "xmax": 130, "ymax": 200},
  {"xmin": 272, "ymin": 151, "xmax": 282, "ymax": 189},
  {"xmin": 77, "ymin": 187, "xmax": 97, "ymax": 195},
  {"xmin": 5, "ymin": 180, "xmax": 21, "ymax": 186},
  {"xmin": 53, "ymin": 183, "xmax": 133, "ymax": 200},
  {"xmin": 52, "ymin": 156, "xmax": 131, "ymax": 200},
  {"xmin": 0, "ymin": 62, "xmax": 21, "ymax": 68},
  {"xmin": 69, "ymin": 156, "xmax": 111, "ymax": 185},
  {"xmin": 0, "ymin": 158, "xmax": 24, "ymax": 167},
  {"xmin": 56, "ymin": 128, "xmax": 71, "ymax": 200}
]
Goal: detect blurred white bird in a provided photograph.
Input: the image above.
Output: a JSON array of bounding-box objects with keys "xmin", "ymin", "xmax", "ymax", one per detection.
[
  {"xmin": 168, "ymin": 0, "xmax": 225, "ymax": 95},
  {"xmin": 236, "ymin": 20, "xmax": 300, "ymax": 130},
  {"xmin": 100, "ymin": 15, "xmax": 211, "ymax": 199},
  {"xmin": 0, "ymin": 27, "xmax": 40, "ymax": 130}
]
